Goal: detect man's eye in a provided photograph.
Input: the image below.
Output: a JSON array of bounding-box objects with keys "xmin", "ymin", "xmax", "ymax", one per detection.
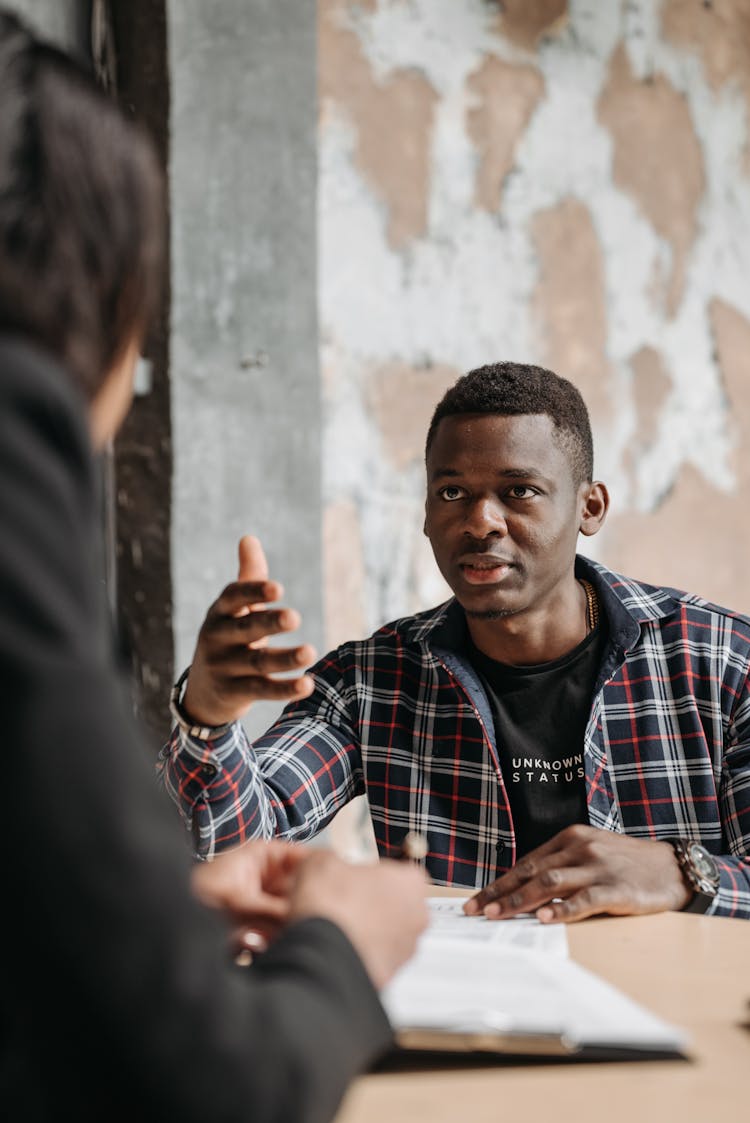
[
  {"xmin": 439, "ymin": 486, "xmax": 465, "ymax": 501},
  {"xmin": 509, "ymin": 485, "xmax": 534, "ymax": 499}
]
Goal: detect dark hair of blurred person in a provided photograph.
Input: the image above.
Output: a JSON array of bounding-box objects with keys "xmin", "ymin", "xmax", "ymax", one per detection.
[{"xmin": 0, "ymin": 10, "xmax": 163, "ymax": 408}]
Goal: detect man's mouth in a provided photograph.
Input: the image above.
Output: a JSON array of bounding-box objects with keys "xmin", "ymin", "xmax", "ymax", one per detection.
[{"xmin": 458, "ymin": 555, "xmax": 514, "ymax": 586}]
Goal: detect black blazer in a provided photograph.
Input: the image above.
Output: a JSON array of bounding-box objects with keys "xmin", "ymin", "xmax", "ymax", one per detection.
[{"xmin": 0, "ymin": 337, "xmax": 391, "ymax": 1122}]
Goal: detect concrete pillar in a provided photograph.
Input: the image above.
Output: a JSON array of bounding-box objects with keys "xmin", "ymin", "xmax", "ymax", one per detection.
[{"xmin": 167, "ymin": 0, "xmax": 322, "ymax": 739}]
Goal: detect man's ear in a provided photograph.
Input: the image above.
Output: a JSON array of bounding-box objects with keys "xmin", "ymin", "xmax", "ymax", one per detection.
[{"xmin": 579, "ymin": 481, "xmax": 609, "ymax": 538}]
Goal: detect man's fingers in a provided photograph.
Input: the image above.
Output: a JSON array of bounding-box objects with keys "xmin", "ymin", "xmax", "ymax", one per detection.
[
  {"xmin": 217, "ymin": 673, "xmax": 315, "ymax": 703},
  {"xmin": 467, "ymin": 828, "xmax": 678, "ymax": 926},
  {"xmin": 464, "ymin": 876, "xmax": 507, "ymax": 914},
  {"xmin": 207, "ymin": 607, "xmax": 303, "ymax": 646},
  {"xmin": 213, "ymin": 581, "xmax": 284, "ymax": 617},
  {"xmin": 237, "ymin": 534, "xmax": 269, "ymax": 584},
  {"xmin": 464, "ymin": 844, "xmax": 579, "ymax": 916},
  {"xmin": 482, "ymin": 861, "xmax": 587, "ymax": 918},
  {"xmin": 186, "ymin": 541, "xmax": 315, "ymax": 724},
  {"xmin": 462, "ymin": 857, "xmax": 545, "ymax": 911},
  {"xmin": 208, "ymin": 643, "xmax": 317, "ymax": 677},
  {"xmin": 535, "ymin": 884, "xmax": 616, "ymax": 925},
  {"xmin": 464, "ymin": 828, "xmax": 595, "ymax": 915}
]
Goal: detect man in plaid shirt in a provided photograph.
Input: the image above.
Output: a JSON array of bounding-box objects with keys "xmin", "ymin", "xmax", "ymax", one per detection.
[{"xmin": 162, "ymin": 363, "xmax": 750, "ymax": 921}]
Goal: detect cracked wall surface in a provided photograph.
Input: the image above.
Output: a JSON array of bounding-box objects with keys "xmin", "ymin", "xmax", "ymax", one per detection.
[{"xmin": 319, "ymin": 0, "xmax": 750, "ymax": 856}]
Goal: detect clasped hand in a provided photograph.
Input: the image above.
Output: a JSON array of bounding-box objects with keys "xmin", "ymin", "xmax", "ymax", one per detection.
[{"xmin": 192, "ymin": 840, "xmax": 429, "ymax": 989}]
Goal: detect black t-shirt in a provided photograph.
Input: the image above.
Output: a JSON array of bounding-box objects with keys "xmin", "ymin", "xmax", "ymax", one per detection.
[{"xmin": 468, "ymin": 625, "xmax": 605, "ymax": 859}]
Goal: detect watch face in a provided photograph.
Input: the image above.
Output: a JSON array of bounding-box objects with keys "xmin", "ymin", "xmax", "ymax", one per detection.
[{"xmin": 687, "ymin": 842, "xmax": 720, "ymax": 892}]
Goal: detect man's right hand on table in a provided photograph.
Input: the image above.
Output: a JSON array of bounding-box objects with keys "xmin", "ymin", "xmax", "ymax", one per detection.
[{"xmin": 182, "ymin": 534, "xmax": 317, "ymax": 728}]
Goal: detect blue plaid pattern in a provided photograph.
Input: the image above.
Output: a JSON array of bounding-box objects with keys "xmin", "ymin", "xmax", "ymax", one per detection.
[{"xmin": 159, "ymin": 557, "xmax": 750, "ymax": 917}]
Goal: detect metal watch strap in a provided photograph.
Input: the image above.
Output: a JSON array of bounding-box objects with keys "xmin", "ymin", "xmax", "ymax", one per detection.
[
  {"xmin": 667, "ymin": 838, "xmax": 718, "ymax": 915},
  {"xmin": 681, "ymin": 884, "xmax": 715, "ymax": 915},
  {"xmin": 169, "ymin": 666, "xmax": 234, "ymax": 740}
]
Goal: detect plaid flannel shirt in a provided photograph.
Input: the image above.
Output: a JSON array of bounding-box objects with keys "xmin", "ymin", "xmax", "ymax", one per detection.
[{"xmin": 159, "ymin": 557, "xmax": 750, "ymax": 917}]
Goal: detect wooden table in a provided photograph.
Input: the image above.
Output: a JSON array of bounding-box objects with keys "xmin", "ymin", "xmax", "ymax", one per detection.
[{"xmin": 335, "ymin": 904, "xmax": 749, "ymax": 1122}]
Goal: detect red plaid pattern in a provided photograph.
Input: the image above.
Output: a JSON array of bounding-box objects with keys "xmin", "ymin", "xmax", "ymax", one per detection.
[{"xmin": 159, "ymin": 557, "xmax": 750, "ymax": 917}]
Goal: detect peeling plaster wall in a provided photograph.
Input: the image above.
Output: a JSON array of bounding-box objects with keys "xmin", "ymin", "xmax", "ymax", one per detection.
[
  {"xmin": 319, "ymin": 0, "xmax": 750, "ymax": 855},
  {"xmin": 320, "ymin": 0, "xmax": 750, "ymax": 627}
]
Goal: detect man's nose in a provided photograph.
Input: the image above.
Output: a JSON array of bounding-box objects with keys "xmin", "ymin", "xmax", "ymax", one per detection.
[{"xmin": 464, "ymin": 496, "xmax": 508, "ymax": 537}]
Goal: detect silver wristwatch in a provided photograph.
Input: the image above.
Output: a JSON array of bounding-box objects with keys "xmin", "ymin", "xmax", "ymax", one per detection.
[
  {"xmin": 169, "ymin": 666, "xmax": 232, "ymax": 741},
  {"xmin": 666, "ymin": 838, "xmax": 720, "ymax": 914}
]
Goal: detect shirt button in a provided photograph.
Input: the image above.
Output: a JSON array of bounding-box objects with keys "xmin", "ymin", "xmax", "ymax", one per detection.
[
  {"xmin": 201, "ymin": 763, "xmax": 217, "ymax": 777},
  {"xmin": 495, "ymin": 841, "xmax": 505, "ymax": 853}
]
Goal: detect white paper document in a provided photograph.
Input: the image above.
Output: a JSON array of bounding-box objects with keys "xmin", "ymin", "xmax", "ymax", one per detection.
[
  {"xmin": 425, "ymin": 896, "xmax": 569, "ymax": 957},
  {"xmin": 381, "ymin": 898, "xmax": 689, "ymax": 1058}
]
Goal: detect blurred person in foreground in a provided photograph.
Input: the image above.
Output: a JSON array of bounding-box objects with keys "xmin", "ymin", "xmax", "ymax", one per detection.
[{"xmin": 0, "ymin": 11, "xmax": 427, "ymax": 1121}]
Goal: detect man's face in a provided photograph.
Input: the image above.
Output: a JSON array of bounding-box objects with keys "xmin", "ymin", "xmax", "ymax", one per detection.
[{"xmin": 424, "ymin": 412, "xmax": 589, "ymax": 620}]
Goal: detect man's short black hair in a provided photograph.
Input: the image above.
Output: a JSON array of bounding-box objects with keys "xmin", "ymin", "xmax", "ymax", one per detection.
[{"xmin": 425, "ymin": 361, "xmax": 594, "ymax": 484}]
